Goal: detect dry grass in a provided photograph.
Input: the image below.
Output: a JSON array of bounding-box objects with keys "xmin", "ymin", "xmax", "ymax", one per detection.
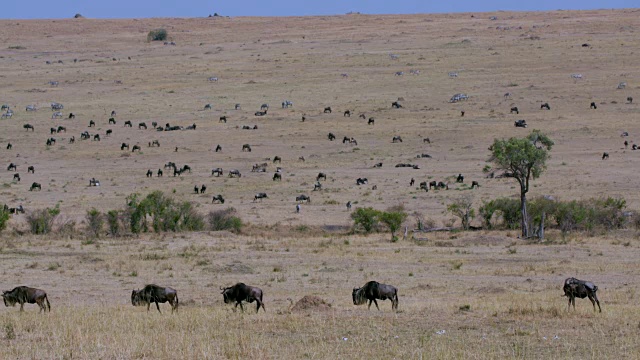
[{"xmin": 1, "ymin": 9, "xmax": 640, "ymax": 359}]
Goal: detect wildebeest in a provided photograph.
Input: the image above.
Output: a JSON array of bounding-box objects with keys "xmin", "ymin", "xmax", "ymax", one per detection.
[
  {"xmin": 313, "ymin": 182, "xmax": 322, "ymax": 191},
  {"xmin": 6, "ymin": 143, "xmax": 11, "ymax": 150},
  {"xmin": 204, "ymin": 104, "xmax": 212, "ymax": 110},
  {"xmin": 219, "ymin": 116, "xmax": 227, "ymax": 123},
  {"xmin": 149, "ymin": 140, "xmax": 160, "ymax": 147},
  {"xmin": 25, "ymin": 105, "xmax": 37, "ymax": 112},
  {"xmin": 356, "ymin": 177, "xmax": 368, "ymax": 185},
  {"xmin": 296, "ymin": 194, "xmax": 310, "ymax": 203},
  {"xmin": 157, "ymin": 169, "xmax": 163, "ymax": 177},
  {"xmin": 89, "ymin": 178, "xmax": 100, "ymax": 186},
  {"xmin": 57, "ymin": 126, "xmax": 66, "ymax": 133},
  {"xmin": 373, "ymin": 162, "xmax": 382, "ymax": 168},
  {"xmin": 590, "ymin": 102, "xmax": 597, "ymax": 109},
  {"xmin": 419, "ymin": 181, "xmax": 428, "ymax": 192},
  {"xmin": 254, "ymin": 192, "xmax": 268, "ymax": 202},
  {"xmin": 514, "ymin": 119, "xmax": 527, "ymax": 128},
  {"xmin": 328, "ymin": 133, "xmax": 336, "ymax": 141},
  {"xmin": 456, "ymin": 174, "xmax": 464, "ymax": 183},
  {"xmin": 228, "ymin": 169, "xmax": 241, "ymax": 178},
  {"xmin": 139, "ymin": 122, "xmax": 147, "ymax": 129},
  {"xmin": 273, "ymin": 156, "xmax": 281, "ymax": 163},
  {"xmin": 24, "ymin": 124, "xmax": 34, "ymax": 131},
  {"xmin": 438, "ymin": 181, "xmax": 449, "ymax": 190},
  {"xmin": 132, "ymin": 145, "xmax": 141, "ymax": 152},
  {"xmin": 255, "ymin": 110, "xmax": 267, "ymax": 116},
  {"xmin": 423, "ymin": 137, "xmax": 431, "ymax": 144},
  {"xmin": 199, "ymin": 184, "xmax": 207, "ymax": 194},
  {"xmin": 68, "ymin": 113, "xmax": 75, "ymax": 119},
  {"xmin": 602, "ymin": 152, "xmax": 609, "ymax": 160},
  {"xmin": 317, "ymin": 172, "xmax": 327, "ymax": 181},
  {"xmin": 131, "ymin": 284, "xmax": 179, "ymax": 314},
  {"xmin": 344, "ymin": 110, "xmax": 351, "ymax": 117},
  {"xmin": 146, "ymin": 169, "xmax": 153, "ymax": 177},
  {"xmin": 235, "ymin": 103, "xmax": 241, "ymax": 110},
  {"xmin": 121, "ymin": 143, "xmax": 129, "ymax": 151},
  {"xmin": 392, "ymin": 136, "xmax": 403, "ymax": 143},
  {"xmin": 627, "ymin": 96, "xmax": 633, "ymax": 104},
  {"xmin": 212, "ymin": 168, "xmax": 223, "ymax": 177},
  {"xmin": 563, "ymin": 277, "xmax": 601, "ymax": 313},
  {"xmin": 93, "ymin": 134, "xmax": 100, "ymax": 141},
  {"xmin": 124, "ymin": 120, "xmax": 132, "ymax": 127},
  {"xmin": 30, "ymin": 182, "xmax": 41, "ymax": 191},
  {"xmin": 272, "ymin": 173, "xmax": 281, "ymax": 181},
  {"xmin": 2, "ymin": 286, "xmax": 51, "ymax": 313},
  {"xmin": 323, "ymin": 106, "xmax": 332, "ymax": 113},
  {"xmin": 352, "ymin": 281, "xmax": 398, "ymax": 311},
  {"xmin": 221, "ymin": 283, "xmax": 265, "ymax": 313},
  {"xmin": 215, "ymin": 144, "xmax": 222, "ymax": 152},
  {"xmin": 69, "ymin": 136, "xmax": 75, "ymax": 144},
  {"xmin": 242, "ymin": 144, "xmax": 252, "ymax": 152},
  {"xmin": 7, "ymin": 163, "xmax": 17, "ymax": 171},
  {"xmin": 540, "ymin": 102, "xmax": 551, "ymax": 110},
  {"xmin": 510, "ymin": 107, "xmax": 519, "ymax": 114},
  {"xmin": 81, "ymin": 132, "xmax": 90, "ymax": 140},
  {"xmin": 391, "ymin": 101, "xmax": 402, "ymax": 109},
  {"xmin": 260, "ymin": 103, "xmax": 269, "ymax": 111},
  {"xmin": 368, "ymin": 117, "xmax": 375, "ymax": 125},
  {"xmin": 212, "ymin": 194, "xmax": 225, "ymax": 204},
  {"xmin": 471, "ymin": 180, "xmax": 479, "ymax": 189},
  {"xmin": 109, "ymin": 117, "xmax": 116, "ymax": 124},
  {"xmin": 13, "ymin": 173, "xmax": 20, "ymax": 182}
]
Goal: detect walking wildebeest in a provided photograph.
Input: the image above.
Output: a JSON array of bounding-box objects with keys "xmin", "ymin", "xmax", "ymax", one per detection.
[
  {"xmin": 221, "ymin": 283, "xmax": 265, "ymax": 313},
  {"xmin": 29, "ymin": 182, "xmax": 41, "ymax": 191},
  {"xmin": 563, "ymin": 277, "xmax": 601, "ymax": 313},
  {"xmin": 471, "ymin": 180, "xmax": 479, "ymax": 189},
  {"xmin": 121, "ymin": 143, "xmax": 129, "ymax": 151},
  {"xmin": 296, "ymin": 194, "xmax": 310, "ymax": 203},
  {"xmin": 317, "ymin": 172, "xmax": 327, "ymax": 181},
  {"xmin": 602, "ymin": 152, "xmax": 609, "ymax": 160},
  {"xmin": 323, "ymin": 106, "xmax": 332, "ymax": 113},
  {"xmin": 510, "ymin": 107, "xmax": 519, "ymax": 114},
  {"xmin": 273, "ymin": 156, "xmax": 281, "ymax": 163},
  {"xmin": 131, "ymin": 284, "xmax": 179, "ymax": 314},
  {"xmin": 212, "ymin": 194, "xmax": 225, "ymax": 204},
  {"xmin": 219, "ymin": 116, "xmax": 227, "ymax": 123},
  {"xmin": 273, "ymin": 173, "xmax": 281, "ymax": 181},
  {"xmin": 124, "ymin": 120, "xmax": 132, "ymax": 127},
  {"xmin": 132, "ymin": 145, "xmax": 141, "ymax": 152},
  {"xmin": 590, "ymin": 102, "xmax": 597, "ymax": 109},
  {"xmin": 139, "ymin": 122, "xmax": 147, "ymax": 130},
  {"xmin": 419, "ymin": 181, "xmax": 428, "ymax": 192},
  {"xmin": 392, "ymin": 136, "xmax": 402, "ymax": 143},
  {"xmin": 13, "ymin": 174, "xmax": 20, "ymax": 182},
  {"xmin": 2, "ymin": 286, "xmax": 51, "ymax": 313},
  {"xmin": 254, "ymin": 192, "xmax": 268, "ymax": 202},
  {"xmin": 146, "ymin": 169, "xmax": 153, "ymax": 177},
  {"xmin": 368, "ymin": 118, "xmax": 375, "ymax": 125},
  {"xmin": 215, "ymin": 144, "xmax": 222, "ymax": 152},
  {"xmin": 352, "ymin": 281, "xmax": 398, "ymax": 311},
  {"xmin": 344, "ymin": 110, "xmax": 351, "ymax": 117},
  {"xmin": 7, "ymin": 163, "xmax": 17, "ymax": 171},
  {"xmin": 541, "ymin": 102, "xmax": 551, "ymax": 110},
  {"xmin": 109, "ymin": 117, "xmax": 116, "ymax": 124},
  {"xmin": 212, "ymin": 168, "xmax": 223, "ymax": 177},
  {"xmin": 157, "ymin": 169, "xmax": 163, "ymax": 177},
  {"xmin": 242, "ymin": 144, "xmax": 252, "ymax": 152},
  {"xmin": 456, "ymin": 174, "xmax": 464, "ymax": 183},
  {"xmin": 27, "ymin": 166, "xmax": 34, "ymax": 174},
  {"xmin": 391, "ymin": 101, "xmax": 402, "ymax": 108},
  {"xmin": 24, "ymin": 124, "xmax": 34, "ymax": 131},
  {"xmin": 93, "ymin": 134, "xmax": 100, "ymax": 141},
  {"xmin": 328, "ymin": 133, "xmax": 336, "ymax": 141},
  {"xmin": 228, "ymin": 169, "xmax": 241, "ymax": 178}
]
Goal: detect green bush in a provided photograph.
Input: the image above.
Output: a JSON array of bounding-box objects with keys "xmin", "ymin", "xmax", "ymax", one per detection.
[
  {"xmin": 351, "ymin": 207, "xmax": 381, "ymax": 233},
  {"xmin": 208, "ymin": 208, "xmax": 242, "ymax": 233},
  {"xmin": 147, "ymin": 28, "xmax": 168, "ymax": 42},
  {"xmin": 106, "ymin": 210, "xmax": 122, "ymax": 237},
  {"xmin": 26, "ymin": 206, "xmax": 60, "ymax": 235},
  {"xmin": 379, "ymin": 210, "xmax": 408, "ymax": 240},
  {"xmin": 0, "ymin": 206, "xmax": 10, "ymax": 232},
  {"xmin": 85, "ymin": 208, "xmax": 104, "ymax": 238},
  {"xmin": 126, "ymin": 191, "xmax": 205, "ymax": 233}
]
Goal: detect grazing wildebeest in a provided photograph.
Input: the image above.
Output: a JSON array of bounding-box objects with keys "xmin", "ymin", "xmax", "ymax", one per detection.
[
  {"xmin": 590, "ymin": 102, "xmax": 597, "ymax": 109},
  {"xmin": 215, "ymin": 144, "xmax": 222, "ymax": 152},
  {"xmin": 57, "ymin": 126, "xmax": 66, "ymax": 133},
  {"xmin": 152, "ymin": 121, "xmax": 158, "ymax": 128},
  {"xmin": 132, "ymin": 145, "xmax": 141, "ymax": 152},
  {"xmin": 30, "ymin": 182, "xmax": 41, "ymax": 191},
  {"xmin": 157, "ymin": 169, "xmax": 163, "ymax": 177},
  {"xmin": 79, "ymin": 131, "xmax": 88, "ymax": 140},
  {"xmin": 235, "ymin": 103, "xmax": 241, "ymax": 110},
  {"xmin": 563, "ymin": 277, "xmax": 601, "ymax": 313},
  {"xmin": 272, "ymin": 173, "xmax": 281, "ymax": 181},
  {"xmin": 121, "ymin": 143, "xmax": 129, "ymax": 151},
  {"xmin": 6, "ymin": 143, "xmax": 11, "ymax": 150},
  {"xmin": 471, "ymin": 181, "xmax": 479, "ymax": 189},
  {"xmin": 50, "ymin": 127, "xmax": 58, "ymax": 135},
  {"xmin": 13, "ymin": 173, "xmax": 20, "ymax": 182},
  {"xmin": 392, "ymin": 136, "xmax": 403, "ymax": 143},
  {"xmin": 602, "ymin": 152, "xmax": 609, "ymax": 160},
  {"xmin": 356, "ymin": 177, "xmax": 368, "ymax": 185},
  {"xmin": 391, "ymin": 101, "xmax": 402, "ymax": 109},
  {"xmin": 438, "ymin": 181, "xmax": 449, "ymax": 190},
  {"xmin": 181, "ymin": 165, "xmax": 191, "ymax": 173},
  {"xmin": 212, "ymin": 194, "xmax": 225, "ymax": 204},
  {"xmin": 124, "ymin": 120, "xmax": 132, "ymax": 127},
  {"xmin": 69, "ymin": 136, "xmax": 75, "ymax": 144},
  {"xmin": 68, "ymin": 113, "xmax": 75, "ymax": 119},
  {"xmin": 352, "ymin": 281, "xmax": 398, "ymax": 311},
  {"xmin": 368, "ymin": 118, "xmax": 375, "ymax": 125},
  {"xmin": 228, "ymin": 169, "xmax": 241, "ymax": 178},
  {"xmin": 344, "ymin": 110, "xmax": 351, "ymax": 117},
  {"xmin": 200, "ymin": 185, "xmax": 207, "ymax": 194},
  {"xmin": 131, "ymin": 284, "xmax": 179, "ymax": 314},
  {"xmin": 24, "ymin": 124, "xmax": 34, "ymax": 131},
  {"xmin": 313, "ymin": 182, "xmax": 322, "ymax": 191},
  {"xmin": 221, "ymin": 283, "xmax": 265, "ymax": 313},
  {"xmin": 419, "ymin": 181, "xmax": 429, "ymax": 192},
  {"xmin": 254, "ymin": 110, "xmax": 267, "ymax": 116},
  {"xmin": 627, "ymin": 97, "xmax": 633, "ymax": 104},
  {"xmin": 149, "ymin": 140, "xmax": 160, "ymax": 147},
  {"xmin": 510, "ymin": 107, "xmax": 519, "ymax": 114},
  {"xmin": 296, "ymin": 194, "xmax": 310, "ymax": 203},
  {"xmin": 282, "ymin": 100, "xmax": 293, "ymax": 108},
  {"xmin": 317, "ymin": 172, "xmax": 327, "ymax": 181},
  {"xmin": 423, "ymin": 137, "xmax": 431, "ymax": 144},
  {"xmin": 139, "ymin": 122, "xmax": 147, "ymax": 129},
  {"xmin": 212, "ymin": 168, "xmax": 223, "ymax": 177},
  {"xmin": 260, "ymin": 103, "xmax": 269, "ymax": 111},
  {"xmin": 273, "ymin": 156, "xmax": 281, "ymax": 163},
  {"xmin": 89, "ymin": 178, "xmax": 100, "ymax": 186},
  {"xmin": 373, "ymin": 162, "xmax": 382, "ymax": 168},
  {"xmin": 242, "ymin": 144, "xmax": 252, "ymax": 152},
  {"xmin": 346, "ymin": 201, "xmax": 352, "ymax": 210},
  {"xmin": 514, "ymin": 119, "xmax": 527, "ymax": 128},
  {"xmin": 204, "ymin": 104, "xmax": 212, "ymax": 110},
  {"xmin": 2, "ymin": 286, "xmax": 51, "ymax": 313},
  {"xmin": 219, "ymin": 116, "xmax": 227, "ymax": 123},
  {"xmin": 541, "ymin": 102, "xmax": 551, "ymax": 110},
  {"xmin": 410, "ymin": 178, "xmax": 415, "ymax": 186},
  {"xmin": 93, "ymin": 134, "xmax": 100, "ymax": 141},
  {"xmin": 328, "ymin": 133, "xmax": 336, "ymax": 141},
  {"xmin": 323, "ymin": 106, "xmax": 332, "ymax": 113},
  {"xmin": 109, "ymin": 117, "xmax": 116, "ymax": 124},
  {"xmin": 146, "ymin": 169, "xmax": 153, "ymax": 177},
  {"xmin": 254, "ymin": 192, "xmax": 268, "ymax": 202},
  {"xmin": 7, "ymin": 163, "xmax": 17, "ymax": 171},
  {"xmin": 456, "ymin": 174, "xmax": 464, "ymax": 183}
]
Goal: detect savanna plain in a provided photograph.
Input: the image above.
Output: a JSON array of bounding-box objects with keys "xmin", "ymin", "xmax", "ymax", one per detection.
[{"xmin": 1, "ymin": 9, "xmax": 640, "ymax": 359}]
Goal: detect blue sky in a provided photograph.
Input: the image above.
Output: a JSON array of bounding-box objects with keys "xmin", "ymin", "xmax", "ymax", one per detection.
[{"xmin": 1, "ymin": 1, "xmax": 637, "ymax": 19}]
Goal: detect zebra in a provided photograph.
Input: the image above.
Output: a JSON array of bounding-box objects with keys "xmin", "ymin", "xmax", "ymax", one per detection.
[
  {"xmin": 409, "ymin": 69, "xmax": 420, "ymax": 75},
  {"xmin": 25, "ymin": 105, "xmax": 37, "ymax": 112},
  {"xmin": 281, "ymin": 100, "xmax": 293, "ymax": 108},
  {"xmin": 0, "ymin": 105, "xmax": 9, "ymax": 111},
  {"xmin": 1, "ymin": 110, "xmax": 13, "ymax": 119},
  {"xmin": 51, "ymin": 112, "xmax": 63, "ymax": 119},
  {"xmin": 449, "ymin": 93, "xmax": 468, "ymax": 103},
  {"xmin": 448, "ymin": 72, "xmax": 459, "ymax": 78},
  {"xmin": 394, "ymin": 71, "xmax": 404, "ymax": 76},
  {"xmin": 617, "ymin": 82, "xmax": 627, "ymax": 90},
  {"xmin": 208, "ymin": 76, "xmax": 218, "ymax": 82},
  {"xmin": 260, "ymin": 103, "xmax": 269, "ymax": 111},
  {"xmin": 48, "ymin": 80, "xmax": 59, "ymax": 87},
  {"xmin": 389, "ymin": 54, "xmax": 399, "ymax": 60},
  {"xmin": 51, "ymin": 102, "xmax": 64, "ymax": 111},
  {"xmin": 571, "ymin": 74, "xmax": 583, "ymax": 80}
]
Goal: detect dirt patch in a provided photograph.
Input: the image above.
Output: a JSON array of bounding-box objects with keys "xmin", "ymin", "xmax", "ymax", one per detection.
[{"xmin": 291, "ymin": 295, "xmax": 333, "ymax": 312}]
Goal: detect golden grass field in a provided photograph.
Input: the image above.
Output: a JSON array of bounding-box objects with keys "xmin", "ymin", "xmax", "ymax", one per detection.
[{"xmin": 1, "ymin": 9, "xmax": 640, "ymax": 359}]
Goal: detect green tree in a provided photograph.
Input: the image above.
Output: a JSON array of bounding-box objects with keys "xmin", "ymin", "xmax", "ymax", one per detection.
[
  {"xmin": 447, "ymin": 196, "xmax": 475, "ymax": 230},
  {"xmin": 351, "ymin": 207, "xmax": 381, "ymax": 233},
  {"xmin": 488, "ymin": 130, "xmax": 553, "ymax": 237},
  {"xmin": 379, "ymin": 211, "xmax": 408, "ymax": 241},
  {"xmin": 0, "ymin": 205, "xmax": 10, "ymax": 232}
]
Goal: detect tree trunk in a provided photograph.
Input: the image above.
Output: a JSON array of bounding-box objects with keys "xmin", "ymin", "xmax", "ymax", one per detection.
[
  {"xmin": 539, "ymin": 211, "xmax": 545, "ymax": 241},
  {"xmin": 520, "ymin": 192, "xmax": 529, "ymax": 238}
]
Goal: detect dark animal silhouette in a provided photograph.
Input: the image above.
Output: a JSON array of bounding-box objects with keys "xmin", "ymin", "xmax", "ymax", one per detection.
[
  {"xmin": 157, "ymin": 169, "xmax": 163, "ymax": 177},
  {"xmin": 296, "ymin": 194, "xmax": 310, "ymax": 203},
  {"xmin": 228, "ymin": 169, "xmax": 241, "ymax": 178},
  {"xmin": 563, "ymin": 277, "xmax": 601, "ymax": 313},
  {"xmin": 24, "ymin": 124, "xmax": 34, "ymax": 131},
  {"xmin": 139, "ymin": 122, "xmax": 147, "ymax": 129},
  {"xmin": 273, "ymin": 156, "xmax": 281, "ymax": 163},
  {"xmin": 215, "ymin": 144, "xmax": 222, "ymax": 152},
  {"xmin": 30, "ymin": 182, "xmax": 41, "ymax": 191},
  {"xmin": 456, "ymin": 174, "xmax": 464, "ymax": 183},
  {"xmin": 344, "ymin": 110, "xmax": 351, "ymax": 117},
  {"xmin": 131, "ymin": 284, "xmax": 178, "ymax": 314},
  {"xmin": 242, "ymin": 144, "xmax": 252, "ymax": 152},
  {"xmin": 219, "ymin": 116, "xmax": 227, "ymax": 123},
  {"xmin": 602, "ymin": 152, "xmax": 609, "ymax": 160},
  {"xmin": 328, "ymin": 133, "xmax": 336, "ymax": 141},
  {"xmin": 6, "ymin": 143, "xmax": 12, "ymax": 150},
  {"xmin": 514, "ymin": 119, "xmax": 527, "ymax": 128},
  {"xmin": 124, "ymin": 120, "xmax": 132, "ymax": 127},
  {"xmin": 28, "ymin": 166, "xmax": 34, "ymax": 174},
  {"xmin": 368, "ymin": 118, "xmax": 375, "ymax": 125},
  {"xmin": 132, "ymin": 145, "xmax": 141, "ymax": 152},
  {"xmin": 317, "ymin": 172, "xmax": 327, "ymax": 181},
  {"xmin": 146, "ymin": 169, "xmax": 153, "ymax": 177},
  {"xmin": 254, "ymin": 192, "xmax": 268, "ymax": 202},
  {"xmin": 109, "ymin": 117, "xmax": 116, "ymax": 124},
  {"xmin": 212, "ymin": 168, "xmax": 223, "ymax": 177},
  {"xmin": 391, "ymin": 101, "xmax": 402, "ymax": 108},
  {"xmin": 352, "ymin": 281, "xmax": 398, "ymax": 311},
  {"xmin": 540, "ymin": 103, "xmax": 550, "ymax": 110},
  {"xmin": 121, "ymin": 143, "xmax": 129, "ymax": 151},
  {"xmin": 106, "ymin": 129, "xmax": 113, "ymax": 136},
  {"xmin": 2, "ymin": 286, "xmax": 51, "ymax": 313},
  {"xmin": 590, "ymin": 102, "xmax": 597, "ymax": 109},
  {"xmin": 221, "ymin": 283, "xmax": 265, "ymax": 313},
  {"xmin": 510, "ymin": 107, "xmax": 519, "ymax": 114},
  {"xmin": 273, "ymin": 173, "xmax": 281, "ymax": 181},
  {"xmin": 13, "ymin": 173, "xmax": 20, "ymax": 182},
  {"xmin": 7, "ymin": 163, "xmax": 17, "ymax": 171},
  {"xmin": 471, "ymin": 181, "xmax": 479, "ymax": 189},
  {"xmin": 419, "ymin": 181, "xmax": 428, "ymax": 192},
  {"xmin": 212, "ymin": 195, "xmax": 225, "ymax": 204},
  {"xmin": 392, "ymin": 136, "xmax": 402, "ymax": 143},
  {"xmin": 323, "ymin": 107, "xmax": 332, "ymax": 113}
]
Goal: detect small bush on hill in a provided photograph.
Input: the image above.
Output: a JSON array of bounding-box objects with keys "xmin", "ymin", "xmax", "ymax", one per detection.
[
  {"xmin": 147, "ymin": 28, "xmax": 168, "ymax": 42},
  {"xmin": 26, "ymin": 206, "xmax": 60, "ymax": 235}
]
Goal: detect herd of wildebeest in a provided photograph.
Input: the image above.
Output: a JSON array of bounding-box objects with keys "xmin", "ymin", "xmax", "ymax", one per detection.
[{"xmin": 2, "ymin": 277, "xmax": 601, "ymax": 314}]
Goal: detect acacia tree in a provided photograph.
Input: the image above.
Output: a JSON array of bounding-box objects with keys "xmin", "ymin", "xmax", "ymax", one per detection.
[{"xmin": 488, "ymin": 130, "xmax": 553, "ymax": 237}]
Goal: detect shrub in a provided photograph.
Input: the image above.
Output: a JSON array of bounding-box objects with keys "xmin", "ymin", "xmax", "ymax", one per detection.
[
  {"xmin": 0, "ymin": 205, "xmax": 10, "ymax": 232},
  {"xmin": 26, "ymin": 206, "xmax": 60, "ymax": 235},
  {"xmin": 106, "ymin": 210, "xmax": 122, "ymax": 237},
  {"xmin": 147, "ymin": 28, "xmax": 168, "ymax": 42},
  {"xmin": 127, "ymin": 191, "xmax": 206, "ymax": 233},
  {"xmin": 351, "ymin": 207, "xmax": 381, "ymax": 233},
  {"xmin": 85, "ymin": 208, "xmax": 104, "ymax": 238},
  {"xmin": 379, "ymin": 210, "xmax": 408, "ymax": 240},
  {"xmin": 208, "ymin": 208, "xmax": 243, "ymax": 233},
  {"xmin": 447, "ymin": 197, "xmax": 475, "ymax": 230}
]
